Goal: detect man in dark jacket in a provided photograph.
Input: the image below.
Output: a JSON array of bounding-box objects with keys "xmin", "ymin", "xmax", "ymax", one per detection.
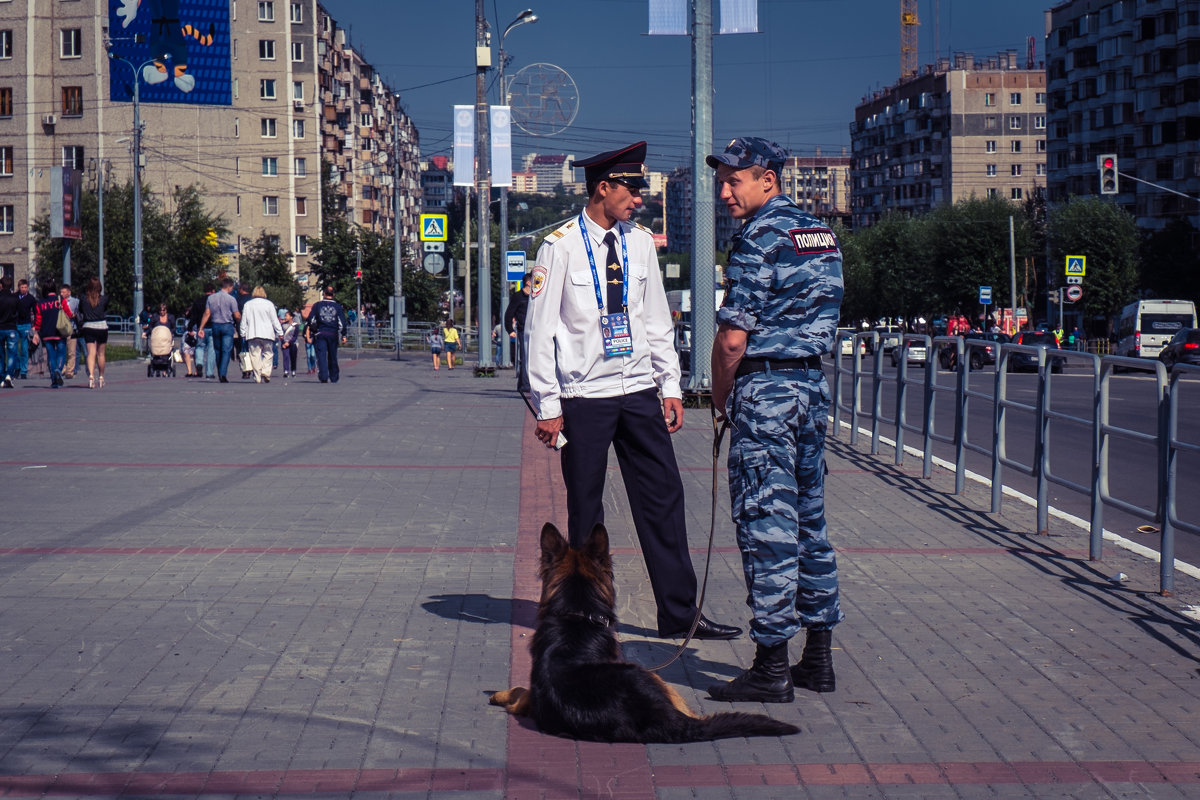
[
  {"xmin": 503, "ymin": 277, "xmax": 531, "ymax": 393},
  {"xmin": 306, "ymin": 285, "xmax": 348, "ymax": 384},
  {"xmin": 0, "ymin": 276, "xmax": 20, "ymax": 387},
  {"xmin": 15, "ymin": 279, "xmax": 37, "ymax": 379}
]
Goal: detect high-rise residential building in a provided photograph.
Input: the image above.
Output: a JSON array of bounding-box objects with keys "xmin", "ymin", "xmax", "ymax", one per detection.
[
  {"xmin": 420, "ymin": 155, "xmax": 453, "ymax": 212},
  {"xmin": 0, "ymin": 1, "xmax": 420, "ymax": 292},
  {"xmin": 664, "ymin": 167, "xmax": 738, "ymax": 254},
  {"xmin": 523, "ymin": 153, "xmax": 572, "ymax": 194},
  {"xmin": 779, "ymin": 154, "xmax": 853, "ymax": 226},
  {"xmin": 850, "ymin": 51, "xmax": 1047, "ymax": 228},
  {"xmin": 1045, "ymin": 0, "xmax": 1200, "ymax": 231}
]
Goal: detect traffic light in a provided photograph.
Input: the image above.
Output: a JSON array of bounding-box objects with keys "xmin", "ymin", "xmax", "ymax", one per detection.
[
  {"xmin": 355, "ymin": 269, "xmax": 362, "ymax": 284},
  {"xmin": 1099, "ymin": 153, "xmax": 1118, "ymax": 195}
]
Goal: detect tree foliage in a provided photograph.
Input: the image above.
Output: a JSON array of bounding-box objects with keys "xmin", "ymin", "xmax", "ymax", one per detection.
[
  {"xmin": 240, "ymin": 231, "xmax": 303, "ymax": 312},
  {"xmin": 1139, "ymin": 219, "xmax": 1200, "ymax": 306},
  {"xmin": 1046, "ymin": 196, "xmax": 1140, "ymax": 322}
]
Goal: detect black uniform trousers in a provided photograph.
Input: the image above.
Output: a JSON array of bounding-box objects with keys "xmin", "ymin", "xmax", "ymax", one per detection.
[{"xmin": 559, "ymin": 387, "xmax": 698, "ymax": 634}]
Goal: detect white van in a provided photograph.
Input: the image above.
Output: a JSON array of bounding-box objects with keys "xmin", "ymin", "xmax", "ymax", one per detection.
[{"xmin": 1115, "ymin": 299, "xmax": 1198, "ymax": 359}]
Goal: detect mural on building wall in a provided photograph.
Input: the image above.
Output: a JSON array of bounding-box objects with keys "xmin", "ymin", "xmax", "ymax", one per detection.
[{"xmin": 108, "ymin": 0, "xmax": 232, "ymax": 105}]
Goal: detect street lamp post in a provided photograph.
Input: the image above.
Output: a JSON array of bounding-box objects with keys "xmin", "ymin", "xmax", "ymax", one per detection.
[
  {"xmin": 497, "ymin": 9, "xmax": 536, "ymax": 368},
  {"xmin": 392, "ymin": 96, "xmax": 404, "ymax": 358}
]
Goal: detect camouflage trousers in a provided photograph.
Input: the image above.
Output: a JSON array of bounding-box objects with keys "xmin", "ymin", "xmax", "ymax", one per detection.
[{"xmin": 728, "ymin": 368, "xmax": 843, "ymax": 647}]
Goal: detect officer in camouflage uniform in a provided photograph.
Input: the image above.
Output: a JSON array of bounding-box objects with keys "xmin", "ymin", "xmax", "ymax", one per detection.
[{"xmin": 705, "ymin": 137, "xmax": 844, "ymax": 704}]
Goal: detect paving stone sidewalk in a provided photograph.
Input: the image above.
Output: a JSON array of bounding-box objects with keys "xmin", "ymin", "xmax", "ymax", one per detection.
[{"xmin": 0, "ymin": 356, "xmax": 1197, "ymax": 799}]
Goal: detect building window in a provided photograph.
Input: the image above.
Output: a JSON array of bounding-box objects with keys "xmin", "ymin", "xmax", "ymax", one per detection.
[
  {"xmin": 1010, "ymin": 140, "xmax": 1022, "ymax": 153},
  {"xmin": 295, "ymin": 234, "xmax": 308, "ymax": 255},
  {"xmin": 292, "ymin": 81, "xmax": 303, "ymax": 101},
  {"xmin": 260, "ymin": 79, "xmax": 276, "ymax": 99},
  {"xmin": 986, "ymin": 164, "xmax": 997, "ymax": 177},
  {"xmin": 291, "ymin": 42, "xmax": 303, "ymax": 61},
  {"xmin": 61, "ymin": 86, "xmax": 83, "ymax": 116},
  {"xmin": 1036, "ymin": 91, "xmax": 1046, "ymax": 104},
  {"xmin": 293, "ymin": 119, "xmax": 305, "ymax": 138},
  {"xmin": 359, "ymin": 113, "xmax": 373, "ymax": 127},
  {"xmin": 234, "ymin": 117, "xmax": 240, "ymax": 138},
  {"xmin": 60, "ymin": 29, "xmax": 82, "ymax": 58},
  {"xmin": 986, "ymin": 188, "xmax": 998, "ymax": 199},
  {"xmin": 0, "ymin": 145, "xmax": 12, "ymax": 176},
  {"xmin": 0, "ymin": 30, "xmax": 12, "ymax": 59},
  {"xmin": 985, "ymin": 115, "xmax": 997, "ymax": 130},
  {"xmin": 258, "ymin": 1, "xmax": 274, "ymax": 21},
  {"xmin": 984, "ymin": 92, "xmax": 996, "ymax": 106},
  {"xmin": 1009, "ymin": 92, "xmax": 1022, "ymax": 105},
  {"xmin": 294, "ymin": 157, "xmax": 306, "ymax": 176},
  {"xmin": 0, "ymin": 205, "xmax": 13, "ymax": 234},
  {"xmin": 258, "ymin": 39, "xmax": 275, "ymax": 60},
  {"xmin": 296, "ymin": 196, "xmax": 307, "ymax": 215},
  {"xmin": 1034, "ymin": 115, "xmax": 1046, "ymax": 129},
  {"xmin": 1011, "ymin": 187, "xmax": 1023, "ymax": 200},
  {"xmin": 0, "ymin": 88, "xmax": 11, "ymax": 118},
  {"xmin": 1008, "ymin": 116, "xmax": 1022, "ymax": 130},
  {"xmin": 1011, "ymin": 164, "xmax": 1022, "ymax": 176},
  {"xmin": 261, "ymin": 118, "xmax": 277, "ymax": 137},
  {"xmin": 261, "ymin": 157, "xmax": 278, "ymax": 176},
  {"xmin": 1036, "ymin": 163, "xmax": 1047, "ymax": 176},
  {"xmin": 986, "ymin": 140, "xmax": 997, "ymax": 153},
  {"xmin": 62, "ymin": 146, "xmax": 85, "ymax": 170},
  {"xmin": 290, "ymin": 2, "xmax": 304, "ymax": 23},
  {"xmin": 1036, "ymin": 139, "xmax": 1046, "ymax": 152},
  {"xmin": 263, "ymin": 196, "xmax": 279, "ymax": 215}
]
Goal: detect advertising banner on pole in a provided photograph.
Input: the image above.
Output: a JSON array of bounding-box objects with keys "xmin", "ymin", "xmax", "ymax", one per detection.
[
  {"xmin": 49, "ymin": 167, "xmax": 83, "ymax": 240},
  {"xmin": 648, "ymin": 0, "xmax": 687, "ymax": 35},
  {"xmin": 453, "ymin": 105, "xmax": 475, "ymax": 187},
  {"xmin": 490, "ymin": 106, "xmax": 512, "ymax": 188},
  {"xmin": 719, "ymin": 0, "xmax": 759, "ymax": 34},
  {"xmin": 107, "ymin": 0, "xmax": 232, "ymax": 106}
]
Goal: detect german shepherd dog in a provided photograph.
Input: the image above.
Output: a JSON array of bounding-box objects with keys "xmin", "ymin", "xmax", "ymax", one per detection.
[{"xmin": 490, "ymin": 523, "xmax": 800, "ymax": 742}]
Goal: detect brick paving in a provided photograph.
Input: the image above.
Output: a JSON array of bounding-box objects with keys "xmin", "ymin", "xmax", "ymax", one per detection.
[{"xmin": 0, "ymin": 356, "xmax": 1198, "ymax": 798}]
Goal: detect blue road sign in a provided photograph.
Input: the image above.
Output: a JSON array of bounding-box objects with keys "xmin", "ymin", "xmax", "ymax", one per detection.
[
  {"xmin": 979, "ymin": 285, "xmax": 992, "ymax": 305},
  {"xmin": 506, "ymin": 251, "xmax": 526, "ymax": 282}
]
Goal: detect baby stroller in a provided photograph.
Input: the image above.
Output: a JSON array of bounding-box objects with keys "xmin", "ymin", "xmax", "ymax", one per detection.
[{"xmin": 147, "ymin": 324, "xmax": 177, "ymax": 377}]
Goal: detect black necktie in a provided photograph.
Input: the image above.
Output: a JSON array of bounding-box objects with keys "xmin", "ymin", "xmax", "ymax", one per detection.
[{"xmin": 603, "ymin": 231, "xmax": 623, "ymax": 313}]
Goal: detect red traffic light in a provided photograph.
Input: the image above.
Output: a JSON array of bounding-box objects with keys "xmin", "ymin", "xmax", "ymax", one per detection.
[
  {"xmin": 355, "ymin": 270, "xmax": 362, "ymax": 279},
  {"xmin": 1102, "ymin": 157, "xmax": 1114, "ymax": 169}
]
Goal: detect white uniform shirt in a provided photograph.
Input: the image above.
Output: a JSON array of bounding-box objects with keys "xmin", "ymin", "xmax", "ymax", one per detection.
[{"xmin": 525, "ymin": 212, "xmax": 682, "ymax": 420}]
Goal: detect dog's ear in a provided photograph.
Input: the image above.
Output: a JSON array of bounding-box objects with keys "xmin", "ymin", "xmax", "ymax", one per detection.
[
  {"xmin": 540, "ymin": 523, "xmax": 567, "ymax": 567},
  {"xmin": 583, "ymin": 523, "xmax": 611, "ymax": 566}
]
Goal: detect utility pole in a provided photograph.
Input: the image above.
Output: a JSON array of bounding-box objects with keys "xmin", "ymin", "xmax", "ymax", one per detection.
[
  {"xmin": 392, "ymin": 100, "xmax": 404, "ymax": 356},
  {"xmin": 94, "ymin": 159, "xmax": 107, "ymax": 293},
  {"xmin": 474, "ymin": 0, "xmax": 492, "ymax": 366},
  {"xmin": 689, "ymin": 0, "xmax": 715, "ymax": 393}
]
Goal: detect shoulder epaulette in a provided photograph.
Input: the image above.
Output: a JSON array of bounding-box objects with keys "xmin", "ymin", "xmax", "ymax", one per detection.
[
  {"xmin": 632, "ymin": 221, "xmax": 654, "ymax": 235},
  {"xmin": 544, "ymin": 220, "xmax": 577, "ymax": 244}
]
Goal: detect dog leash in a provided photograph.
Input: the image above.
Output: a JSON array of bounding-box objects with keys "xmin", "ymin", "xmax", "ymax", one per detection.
[{"xmin": 644, "ymin": 404, "xmax": 728, "ymax": 672}]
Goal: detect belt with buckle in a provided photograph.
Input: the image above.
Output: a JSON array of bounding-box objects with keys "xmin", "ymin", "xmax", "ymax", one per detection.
[{"xmin": 735, "ymin": 355, "xmax": 822, "ymax": 377}]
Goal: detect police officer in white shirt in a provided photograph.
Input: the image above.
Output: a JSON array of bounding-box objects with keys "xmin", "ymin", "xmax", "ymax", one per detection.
[{"xmin": 524, "ymin": 141, "xmax": 742, "ymax": 641}]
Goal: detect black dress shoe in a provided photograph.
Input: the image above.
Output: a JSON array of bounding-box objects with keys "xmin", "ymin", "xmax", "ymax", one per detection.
[{"xmin": 660, "ymin": 615, "xmax": 742, "ymax": 640}]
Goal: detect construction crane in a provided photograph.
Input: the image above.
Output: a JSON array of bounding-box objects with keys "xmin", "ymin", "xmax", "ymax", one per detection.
[{"xmin": 900, "ymin": 0, "xmax": 920, "ymax": 78}]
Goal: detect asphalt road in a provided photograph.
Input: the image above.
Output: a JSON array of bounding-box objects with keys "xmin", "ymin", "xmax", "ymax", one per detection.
[{"xmin": 828, "ymin": 355, "xmax": 1200, "ymax": 567}]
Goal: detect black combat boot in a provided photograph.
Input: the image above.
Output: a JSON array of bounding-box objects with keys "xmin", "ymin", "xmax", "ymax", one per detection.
[
  {"xmin": 707, "ymin": 642, "xmax": 794, "ymax": 703},
  {"xmin": 791, "ymin": 628, "xmax": 835, "ymax": 693}
]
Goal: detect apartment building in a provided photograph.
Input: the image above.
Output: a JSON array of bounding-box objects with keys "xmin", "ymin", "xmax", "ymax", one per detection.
[
  {"xmin": 523, "ymin": 153, "xmax": 572, "ymax": 194},
  {"xmin": 850, "ymin": 51, "xmax": 1047, "ymax": 228},
  {"xmin": 0, "ymin": 0, "xmax": 420, "ymax": 291},
  {"xmin": 664, "ymin": 167, "xmax": 738, "ymax": 254},
  {"xmin": 779, "ymin": 154, "xmax": 853, "ymax": 226},
  {"xmin": 1045, "ymin": 0, "xmax": 1200, "ymax": 231}
]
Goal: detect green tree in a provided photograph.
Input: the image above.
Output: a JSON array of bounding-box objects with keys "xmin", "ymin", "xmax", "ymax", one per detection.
[
  {"xmin": 1140, "ymin": 219, "xmax": 1200, "ymax": 306},
  {"xmin": 240, "ymin": 231, "xmax": 303, "ymax": 311},
  {"xmin": 925, "ymin": 197, "xmax": 1031, "ymax": 319},
  {"xmin": 1046, "ymin": 196, "xmax": 1140, "ymax": 325}
]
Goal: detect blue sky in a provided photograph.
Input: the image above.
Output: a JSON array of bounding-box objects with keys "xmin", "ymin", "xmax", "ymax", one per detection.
[{"xmin": 332, "ymin": 0, "xmax": 1054, "ymax": 172}]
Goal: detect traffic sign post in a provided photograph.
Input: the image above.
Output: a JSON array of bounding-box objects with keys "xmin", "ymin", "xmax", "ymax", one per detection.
[
  {"xmin": 1065, "ymin": 255, "xmax": 1086, "ymax": 276},
  {"xmin": 1065, "ymin": 285, "xmax": 1083, "ymax": 303},
  {"xmin": 978, "ymin": 286, "xmax": 992, "ymax": 305},
  {"xmin": 505, "ymin": 251, "xmax": 526, "ymax": 283},
  {"xmin": 419, "ymin": 214, "xmax": 448, "ymax": 242}
]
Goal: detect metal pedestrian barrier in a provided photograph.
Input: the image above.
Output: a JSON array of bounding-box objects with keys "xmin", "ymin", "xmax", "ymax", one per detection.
[{"xmin": 826, "ymin": 336, "xmax": 1199, "ymax": 595}]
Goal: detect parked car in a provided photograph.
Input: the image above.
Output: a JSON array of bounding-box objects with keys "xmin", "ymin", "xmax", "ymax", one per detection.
[
  {"xmin": 1007, "ymin": 330, "xmax": 1066, "ymax": 374},
  {"xmin": 890, "ymin": 339, "xmax": 929, "ymax": 367},
  {"xmin": 869, "ymin": 325, "xmax": 903, "ymax": 355},
  {"xmin": 938, "ymin": 331, "xmax": 1008, "ymax": 371},
  {"xmin": 837, "ymin": 327, "xmax": 866, "ymax": 357},
  {"xmin": 1158, "ymin": 328, "xmax": 1200, "ymax": 370}
]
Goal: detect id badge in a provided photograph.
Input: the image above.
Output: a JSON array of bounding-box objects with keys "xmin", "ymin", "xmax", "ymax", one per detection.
[{"xmin": 600, "ymin": 313, "xmax": 633, "ymax": 358}]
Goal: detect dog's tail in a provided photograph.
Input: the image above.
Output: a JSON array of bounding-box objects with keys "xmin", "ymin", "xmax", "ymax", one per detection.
[{"xmin": 675, "ymin": 712, "xmax": 800, "ymax": 742}]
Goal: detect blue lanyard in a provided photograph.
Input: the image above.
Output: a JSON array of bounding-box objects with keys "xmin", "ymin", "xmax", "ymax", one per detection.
[{"xmin": 579, "ymin": 213, "xmax": 629, "ymax": 312}]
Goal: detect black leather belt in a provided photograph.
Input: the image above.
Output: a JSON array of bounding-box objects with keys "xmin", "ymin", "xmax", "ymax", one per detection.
[{"xmin": 735, "ymin": 355, "xmax": 823, "ymax": 377}]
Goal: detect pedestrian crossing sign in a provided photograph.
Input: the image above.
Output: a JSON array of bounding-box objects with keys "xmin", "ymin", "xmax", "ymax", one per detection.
[
  {"xmin": 420, "ymin": 214, "xmax": 448, "ymax": 242},
  {"xmin": 1065, "ymin": 255, "xmax": 1086, "ymax": 276}
]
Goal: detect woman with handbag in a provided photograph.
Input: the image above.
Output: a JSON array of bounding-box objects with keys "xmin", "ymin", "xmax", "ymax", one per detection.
[
  {"xmin": 76, "ymin": 277, "xmax": 109, "ymax": 389},
  {"xmin": 30, "ymin": 281, "xmax": 73, "ymax": 389}
]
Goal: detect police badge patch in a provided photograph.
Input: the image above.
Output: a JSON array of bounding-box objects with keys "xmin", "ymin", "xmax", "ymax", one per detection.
[
  {"xmin": 530, "ymin": 266, "xmax": 549, "ymax": 298},
  {"xmin": 788, "ymin": 228, "xmax": 838, "ymax": 256}
]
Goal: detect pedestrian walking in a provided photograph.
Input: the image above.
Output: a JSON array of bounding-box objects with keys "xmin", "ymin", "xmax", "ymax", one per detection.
[
  {"xmin": 198, "ymin": 278, "xmax": 241, "ymax": 383},
  {"xmin": 306, "ymin": 286, "xmax": 348, "ymax": 384},
  {"xmin": 524, "ymin": 140, "xmax": 741, "ymax": 641},
  {"xmin": 15, "ymin": 279, "xmax": 37, "ymax": 380},
  {"xmin": 705, "ymin": 137, "xmax": 844, "ymax": 703},
  {"xmin": 0, "ymin": 276, "xmax": 19, "ymax": 387},
  {"xmin": 187, "ymin": 283, "xmax": 215, "ymax": 378},
  {"xmin": 441, "ymin": 322, "xmax": 460, "ymax": 369},
  {"xmin": 59, "ymin": 284, "xmax": 79, "ymax": 379},
  {"xmin": 492, "ymin": 322, "xmax": 504, "ymax": 364},
  {"xmin": 76, "ymin": 277, "xmax": 109, "ymax": 389},
  {"xmin": 427, "ymin": 327, "xmax": 444, "ymax": 370},
  {"xmin": 504, "ymin": 278, "xmax": 531, "ymax": 393},
  {"xmin": 31, "ymin": 281, "xmax": 73, "ymax": 388},
  {"xmin": 279, "ymin": 310, "xmax": 298, "ymax": 377},
  {"xmin": 239, "ymin": 287, "xmax": 284, "ymax": 383}
]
